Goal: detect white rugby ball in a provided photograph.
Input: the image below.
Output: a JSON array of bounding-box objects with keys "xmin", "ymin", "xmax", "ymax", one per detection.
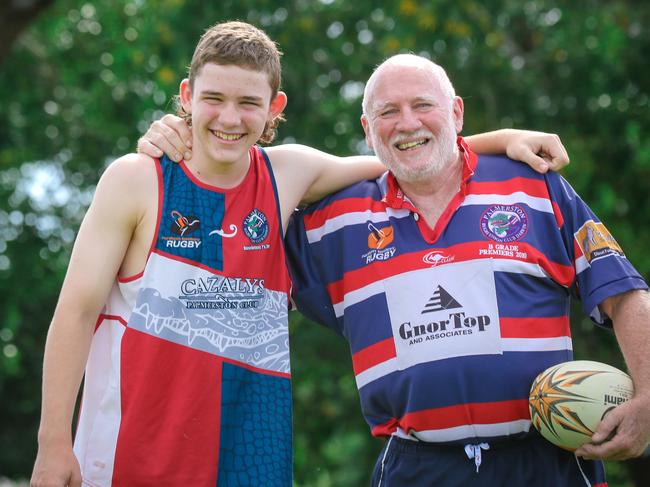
[{"xmin": 529, "ymin": 360, "xmax": 634, "ymax": 451}]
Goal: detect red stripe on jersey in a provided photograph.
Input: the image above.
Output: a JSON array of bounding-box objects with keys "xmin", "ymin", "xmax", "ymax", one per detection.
[
  {"xmin": 95, "ymin": 314, "xmax": 127, "ymax": 332},
  {"xmin": 327, "ymin": 241, "xmax": 574, "ymax": 305},
  {"xmin": 370, "ymin": 399, "xmax": 530, "ymax": 437},
  {"xmin": 118, "ymin": 271, "xmax": 143, "ymax": 283},
  {"xmin": 352, "ymin": 338, "xmax": 396, "ymax": 375},
  {"xmin": 552, "ymin": 200, "xmax": 564, "ymax": 228},
  {"xmin": 500, "ymin": 316, "xmax": 571, "ymax": 338},
  {"xmin": 467, "ymin": 178, "xmax": 549, "ymax": 199},
  {"xmin": 574, "ymin": 239, "xmax": 585, "ymax": 259},
  {"xmin": 117, "ymin": 160, "xmax": 163, "ymax": 283},
  {"xmin": 371, "ymin": 417, "xmax": 400, "ymax": 438},
  {"xmin": 303, "ymin": 197, "xmax": 388, "ymax": 231},
  {"xmin": 401, "ymin": 399, "xmax": 530, "ymax": 431}
]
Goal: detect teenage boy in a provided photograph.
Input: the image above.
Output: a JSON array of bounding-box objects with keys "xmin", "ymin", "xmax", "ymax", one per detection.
[{"xmin": 32, "ymin": 21, "xmax": 569, "ymax": 487}]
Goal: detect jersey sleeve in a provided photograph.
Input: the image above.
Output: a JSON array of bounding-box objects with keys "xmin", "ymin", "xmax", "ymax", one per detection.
[
  {"xmin": 547, "ymin": 172, "xmax": 648, "ymax": 324},
  {"xmin": 285, "ymin": 208, "xmax": 342, "ymax": 334}
]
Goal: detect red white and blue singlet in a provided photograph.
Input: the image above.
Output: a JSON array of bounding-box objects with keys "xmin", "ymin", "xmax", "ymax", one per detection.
[
  {"xmin": 286, "ymin": 138, "xmax": 647, "ymax": 448},
  {"xmin": 74, "ymin": 146, "xmax": 292, "ymax": 486}
]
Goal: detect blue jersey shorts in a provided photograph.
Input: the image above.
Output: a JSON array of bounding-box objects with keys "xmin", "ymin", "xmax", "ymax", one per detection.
[{"xmin": 371, "ymin": 432, "xmax": 607, "ymax": 487}]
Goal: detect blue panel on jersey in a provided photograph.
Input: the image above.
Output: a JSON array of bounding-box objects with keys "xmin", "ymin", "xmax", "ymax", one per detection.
[
  {"xmin": 217, "ymin": 362, "xmax": 292, "ymax": 487},
  {"xmin": 156, "ymin": 156, "xmax": 225, "ymax": 271}
]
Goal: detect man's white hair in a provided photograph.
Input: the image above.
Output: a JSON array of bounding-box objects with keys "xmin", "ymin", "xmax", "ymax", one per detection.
[{"xmin": 361, "ymin": 54, "xmax": 456, "ymax": 116}]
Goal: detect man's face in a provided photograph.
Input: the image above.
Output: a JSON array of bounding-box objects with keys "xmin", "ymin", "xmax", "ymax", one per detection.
[
  {"xmin": 180, "ymin": 63, "xmax": 285, "ymax": 168},
  {"xmin": 362, "ymin": 64, "xmax": 463, "ymax": 184}
]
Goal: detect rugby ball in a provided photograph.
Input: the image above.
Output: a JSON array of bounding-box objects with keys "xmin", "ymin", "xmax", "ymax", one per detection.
[{"xmin": 529, "ymin": 360, "xmax": 634, "ymax": 451}]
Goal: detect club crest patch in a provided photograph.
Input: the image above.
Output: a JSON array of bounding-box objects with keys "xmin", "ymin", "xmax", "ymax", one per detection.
[
  {"xmin": 480, "ymin": 204, "xmax": 528, "ymax": 243},
  {"xmin": 575, "ymin": 220, "xmax": 624, "ymax": 264},
  {"xmin": 243, "ymin": 209, "xmax": 269, "ymax": 244}
]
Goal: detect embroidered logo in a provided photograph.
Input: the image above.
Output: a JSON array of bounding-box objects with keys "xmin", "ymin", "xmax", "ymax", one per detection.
[
  {"xmin": 162, "ymin": 210, "xmax": 202, "ymax": 249},
  {"xmin": 422, "ymin": 250, "xmax": 455, "ymax": 266},
  {"xmin": 421, "ymin": 286, "xmax": 463, "ymax": 314},
  {"xmin": 368, "ymin": 223, "xmax": 394, "ymax": 249},
  {"xmin": 209, "ymin": 224, "xmax": 238, "ymax": 238},
  {"xmin": 575, "ymin": 220, "xmax": 624, "ymax": 264},
  {"xmin": 243, "ymin": 209, "xmax": 269, "ymax": 244},
  {"xmin": 362, "ymin": 222, "xmax": 396, "ymax": 264},
  {"xmin": 170, "ymin": 210, "xmax": 200, "ymax": 236},
  {"xmin": 480, "ymin": 204, "xmax": 528, "ymax": 243}
]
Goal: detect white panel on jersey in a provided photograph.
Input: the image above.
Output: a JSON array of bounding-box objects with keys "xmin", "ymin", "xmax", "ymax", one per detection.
[
  {"xmin": 333, "ymin": 280, "xmax": 385, "ymax": 318},
  {"xmin": 74, "ymin": 318, "xmax": 125, "ymax": 486},
  {"xmin": 462, "ymin": 193, "xmax": 555, "ymax": 214},
  {"xmin": 501, "ymin": 336, "xmax": 573, "ymax": 352},
  {"xmin": 306, "ymin": 207, "xmax": 410, "ymax": 244},
  {"xmin": 398, "ymin": 419, "xmax": 531, "ymax": 443},
  {"xmin": 355, "ymin": 357, "xmax": 399, "ymax": 390},
  {"xmin": 384, "ymin": 260, "xmax": 502, "ymax": 370}
]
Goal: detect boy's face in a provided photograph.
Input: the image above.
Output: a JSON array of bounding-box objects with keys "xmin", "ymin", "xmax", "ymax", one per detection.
[{"xmin": 180, "ymin": 63, "xmax": 286, "ymax": 169}]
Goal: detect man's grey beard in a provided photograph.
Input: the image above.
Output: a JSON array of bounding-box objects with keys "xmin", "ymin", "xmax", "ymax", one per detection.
[{"xmin": 371, "ymin": 119, "xmax": 459, "ymax": 184}]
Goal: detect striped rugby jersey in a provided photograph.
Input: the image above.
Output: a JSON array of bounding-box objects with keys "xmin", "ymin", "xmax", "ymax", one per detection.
[
  {"xmin": 286, "ymin": 137, "xmax": 647, "ymax": 445},
  {"xmin": 74, "ymin": 147, "xmax": 292, "ymax": 486}
]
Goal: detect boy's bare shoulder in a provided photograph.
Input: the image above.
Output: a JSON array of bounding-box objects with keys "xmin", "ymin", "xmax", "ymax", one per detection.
[{"xmin": 91, "ymin": 153, "xmax": 158, "ymax": 217}]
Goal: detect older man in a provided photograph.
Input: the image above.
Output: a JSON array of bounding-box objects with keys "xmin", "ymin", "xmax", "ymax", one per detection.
[{"xmin": 285, "ymin": 54, "xmax": 650, "ymax": 486}]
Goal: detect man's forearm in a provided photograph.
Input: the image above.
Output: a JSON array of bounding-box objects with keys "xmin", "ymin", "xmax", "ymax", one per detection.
[{"xmin": 610, "ymin": 290, "xmax": 650, "ymax": 398}]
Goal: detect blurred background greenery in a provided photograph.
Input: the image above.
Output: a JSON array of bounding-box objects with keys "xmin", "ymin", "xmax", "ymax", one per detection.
[{"xmin": 1, "ymin": 0, "xmax": 649, "ymax": 485}]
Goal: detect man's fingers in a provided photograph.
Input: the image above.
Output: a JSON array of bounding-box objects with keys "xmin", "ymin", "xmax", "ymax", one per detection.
[
  {"xmin": 151, "ymin": 120, "xmax": 189, "ymax": 160},
  {"xmin": 137, "ymin": 138, "xmax": 163, "ymax": 158},
  {"xmin": 162, "ymin": 114, "xmax": 193, "ymax": 148}
]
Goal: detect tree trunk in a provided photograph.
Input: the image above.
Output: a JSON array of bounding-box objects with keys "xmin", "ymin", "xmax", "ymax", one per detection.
[{"xmin": 0, "ymin": 0, "xmax": 57, "ymax": 66}]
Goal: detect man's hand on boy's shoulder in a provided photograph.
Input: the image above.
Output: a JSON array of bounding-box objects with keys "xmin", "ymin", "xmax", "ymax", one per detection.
[{"xmin": 137, "ymin": 114, "xmax": 193, "ymax": 162}]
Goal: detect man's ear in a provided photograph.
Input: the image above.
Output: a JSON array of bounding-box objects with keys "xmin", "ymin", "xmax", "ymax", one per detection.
[
  {"xmin": 452, "ymin": 96, "xmax": 464, "ymax": 134},
  {"xmin": 180, "ymin": 78, "xmax": 192, "ymax": 115},
  {"xmin": 268, "ymin": 91, "xmax": 288, "ymax": 120},
  {"xmin": 360, "ymin": 115, "xmax": 374, "ymax": 150}
]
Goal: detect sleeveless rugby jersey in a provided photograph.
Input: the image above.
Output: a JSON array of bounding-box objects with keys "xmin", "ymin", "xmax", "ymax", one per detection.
[
  {"xmin": 286, "ymin": 137, "xmax": 647, "ymax": 447},
  {"xmin": 74, "ymin": 147, "xmax": 292, "ymax": 486}
]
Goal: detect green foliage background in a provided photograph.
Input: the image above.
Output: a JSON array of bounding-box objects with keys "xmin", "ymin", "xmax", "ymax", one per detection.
[{"xmin": 1, "ymin": 1, "xmax": 648, "ymax": 485}]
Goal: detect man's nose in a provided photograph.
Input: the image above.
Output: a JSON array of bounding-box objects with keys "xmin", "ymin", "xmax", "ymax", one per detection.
[{"xmin": 395, "ymin": 107, "xmax": 422, "ymax": 132}]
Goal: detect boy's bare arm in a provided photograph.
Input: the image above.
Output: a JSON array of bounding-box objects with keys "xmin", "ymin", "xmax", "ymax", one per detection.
[
  {"xmin": 30, "ymin": 154, "xmax": 153, "ymax": 487},
  {"xmin": 465, "ymin": 129, "xmax": 569, "ymax": 173},
  {"xmin": 137, "ymin": 116, "xmax": 570, "ymax": 175}
]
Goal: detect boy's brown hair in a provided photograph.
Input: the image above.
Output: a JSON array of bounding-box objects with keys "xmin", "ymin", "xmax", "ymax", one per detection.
[{"xmin": 178, "ymin": 21, "xmax": 284, "ymax": 144}]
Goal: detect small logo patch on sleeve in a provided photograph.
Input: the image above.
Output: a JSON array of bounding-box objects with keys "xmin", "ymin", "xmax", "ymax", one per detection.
[{"xmin": 575, "ymin": 220, "xmax": 624, "ymax": 264}]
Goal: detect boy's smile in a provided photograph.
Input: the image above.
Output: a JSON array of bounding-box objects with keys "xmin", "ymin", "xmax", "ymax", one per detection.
[{"xmin": 180, "ymin": 63, "xmax": 286, "ymax": 184}]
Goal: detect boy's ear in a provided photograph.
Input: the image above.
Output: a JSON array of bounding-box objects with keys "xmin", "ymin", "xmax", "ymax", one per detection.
[
  {"xmin": 268, "ymin": 91, "xmax": 288, "ymax": 120},
  {"xmin": 180, "ymin": 79, "xmax": 192, "ymax": 114}
]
